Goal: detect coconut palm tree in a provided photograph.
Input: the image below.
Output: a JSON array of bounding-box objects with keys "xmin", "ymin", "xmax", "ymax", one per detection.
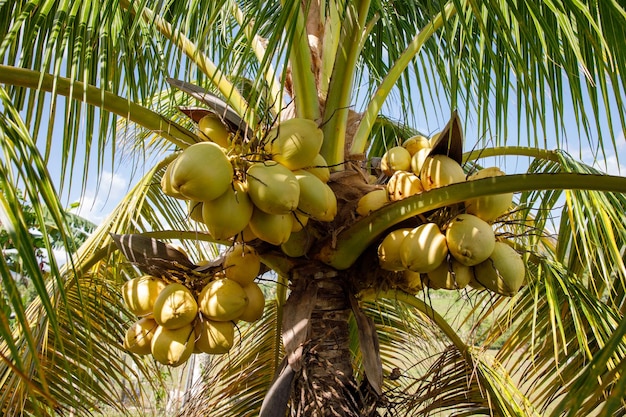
[{"xmin": 1, "ymin": 0, "xmax": 626, "ymax": 416}]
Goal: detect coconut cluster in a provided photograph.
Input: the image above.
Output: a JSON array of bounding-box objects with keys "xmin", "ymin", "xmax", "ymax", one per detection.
[
  {"xmin": 365, "ymin": 134, "xmax": 525, "ymax": 296},
  {"xmin": 161, "ymin": 116, "xmax": 336, "ymax": 247},
  {"xmin": 121, "ymin": 244, "xmax": 265, "ymax": 367}
]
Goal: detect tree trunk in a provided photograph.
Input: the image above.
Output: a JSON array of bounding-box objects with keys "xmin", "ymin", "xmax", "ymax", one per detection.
[{"xmin": 288, "ymin": 264, "xmax": 378, "ymax": 417}]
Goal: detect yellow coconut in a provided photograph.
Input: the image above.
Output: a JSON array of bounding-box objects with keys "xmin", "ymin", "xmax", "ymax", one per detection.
[
  {"xmin": 381, "ymin": 146, "xmax": 412, "ymax": 176},
  {"xmin": 280, "ymin": 228, "xmax": 312, "ymax": 258},
  {"xmin": 161, "ymin": 158, "xmax": 187, "ymax": 200},
  {"xmin": 122, "ymin": 275, "xmax": 168, "ymax": 318},
  {"xmin": 198, "ymin": 278, "xmax": 249, "ymax": 321},
  {"xmin": 188, "ymin": 200, "xmax": 204, "ymax": 223},
  {"xmin": 247, "ymin": 162, "xmax": 300, "ymax": 214},
  {"xmin": 356, "ymin": 189, "xmax": 389, "ymax": 216},
  {"xmin": 425, "ymin": 258, "xmax": 472, "ymax": 290},
  {"xmin": 377, "ymin": 228, "xmax": 413, "ymax": 271},
  {"xmin": 291, "ymin": 211, "xmax": 309, "ymax": 232},
  {"xmin": 169, "ymin": 142, "xmax": 233, "ymax": 202},
  {"xmin": 151, "ymin": 324, "xmax": 194, "ymax": 367},
  {"xmin": 464, "ymin": 167, "xmax": 514, "ymax": 222},
  {"xmin": 223, "ymin": 244, "xmax": 261, "ymax": 287},
  {"xmin": 238, "ymin": 282, "xmax": 266, "ymax": 322},
  {"xmin": 402, "ymin": 135, "xmax": 431, "ymax": 156},
  {"xmin": 445, "ymin": 214, "xmax": 496, "ymax": 266},
  {"xmin": 304, "ymin": 153, "xmax": 331, "ymax": 183},
  {"xmin": 420, "ymin": 155, "xmax": 466, "ymax": 190},
  {"xmin": 429, "ymin": 132, "xmax": 441, "ymax": 147},
  {"xmin": 264, "ymin": 118, "xmax": 324, "ymax": 170},
  {"xmin": 194, "ymin": 319, "xmax": 235, "ymax": 354},
  {"xmin": 293, "ymin": 170, "xmax": 337, "ymax": 222},
  {"xmin": 474, "ymin": 242, "xmax": 525, "ymax": 296},
  {"xmin": 202, "ymin": 180, "xmax": 254, "ymax": 240},
  {"xmin": 124, "ymin": 317, "xmax": 158, "ymax": 355},
  {"xmin": 387, "ymin": 171, "xmax": 424, "ymax": 201},
  {"xmin": 197, "ymin": 114, "xmax": 230, "ymax": 148},
  {"xmin": 410, "ymin": 147, "xmax": 431, "ymax": 175},
  {"xmin": 152, "ymin": 283, "xmax": 198, "ymax": 329},
  {"xmin": 249, "ymin": 208, "xmax": 293, "ymax": 246},
  {"xmin": 402, "ymin": 270, "xmax": 423, "ymax": 292},
  {"xmin": 400, "ymin": 223, "xmax": 449, "ymax": 273},
  {"xmin": 233, "ymin": 224, "xmax": 258, "ymax": 243}
]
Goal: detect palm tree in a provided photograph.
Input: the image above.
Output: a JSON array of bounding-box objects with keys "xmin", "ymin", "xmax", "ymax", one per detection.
[{"xmin": 1, "ymin": 0, "xmax": 626, "ymax": 416}]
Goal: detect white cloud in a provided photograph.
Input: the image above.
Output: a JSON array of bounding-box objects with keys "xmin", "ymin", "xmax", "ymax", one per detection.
[{"xmin": 71, "ymin": 170, "xmax": 129, "ymax": 224}]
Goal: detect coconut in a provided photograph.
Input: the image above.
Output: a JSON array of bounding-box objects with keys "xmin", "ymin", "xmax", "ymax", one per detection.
[
  {"xmin": 194, "ymin": 319, "xmax": 235, "ymax": 354},
  {"xmin": 223, "ymin": 244, "xmax": 261, "ymax": 287},
  {"xmin": 402, "ymin": 270, "xmax": 423, "ymax": 292},
  {"xmin": 151, "ymin": 324, "xmax": 194, "ymax": 367},
  {"xmin": 202, "ymin": 180, "xmax": 254, "ymax": 240},
  {"xmin": 264, "ymin": 118, "xmax": 324, "ymax": 170},
  {"xmin": 238, "ymin": 282, "xmax": 266, "ymax": 322},
  {"xmin": 123, "ymin": 317, "xmax": 158, "ymax": 355},
  {"xmin": 410, "ymin": 147, "xmax": 431, "ymax": 175},
  {"xmin": 198, "ymin": 114, "xmax": 230, "ymax": 148},
  {"xmin": 291, "ymin": 211, "xmax": 309, "ymax": 232},
  {"xmin": 169, "ymin": 142, "xmax": 234, "ymax": 201},
  {"xmin": 161, "ymin": 158, "xmax": 186, "ymax": 199},
  {"xmin": 247, "ymin": 162, "xmax": 300, "ymax": 214},
  {"xmin": 464, "ymin": 167, "xmax": 514, "ymax": 222},
  {"xmin": 122, "ymin": 275, "xmax": 168, "ymax": 318},
  {"xmin": 248, "ymin": 208, "xmax": 293, "ymax": 246},
  {"xmin": 198, "ymin": 278, "xmax": 249, "ymax": 321},
  {"xmin": 304, "ymin": 153, "xmax": 331, "ymax": 183},
  {"xmin": 234, "ymin": 224, "xmax": 258, "ymax": 243},
  {"xmin": 445, "ymin": 214, "xmax": 496, "ymax": 266},
  {"xmin": 188, "ymin": 201, "xmax": 204, "ymax": 223},
  {"xmin": 400, "ymin": 223, "xmax": 449, "ymax": 273},
  {"xmin": 281, "ymin": 228, "xmax": 313, "ymax": 258},
  {"xmin": 425, "ymin": 258, "xmax": 472, "ymax": 290},
  {"xmin": 381, "ymin": 146, "xmax": 412, "ymax": 176},
  {"xmin": 377, "ymin": 228, "xmax": 413, "ymax": 271},
  {"xmin": 420, "ymin": 154, "xmax": 465, "ymax": 190},
  {"xmin": 474, "ymin": 242, "xmax": 525, "ymax": 296},
  {"xmin": 356, "ymin": 189, "xmax": 389, "ymax": 216},
  {"xmin": 293, "ymin": 169, "xmax": 337, "ymax": 222},
  {"xmin": 402, "ymin": 135, "xmax": 431, "ymax": 156},
  {"xmin": 152, "ymin": 283, "xmax": 198, "ymax": 329},
  {"xmin": 387, "ymin": 171, "xmax": 423, "ymax": 201}
]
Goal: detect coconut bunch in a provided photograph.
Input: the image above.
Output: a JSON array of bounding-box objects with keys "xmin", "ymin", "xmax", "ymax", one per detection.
[
  {"xmin": 121, "ymin": 244, "xmax": 266, "ymax": 367},
  {"xmin": 161, "ymin": 116, "xmax": 336, "ymax": 247}
]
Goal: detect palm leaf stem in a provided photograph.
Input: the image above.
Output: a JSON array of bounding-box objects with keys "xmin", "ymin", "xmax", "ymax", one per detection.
[
  {"xmin": 320, "ymin": 0, "xmax": 371, "ymax": 167},
  {"xmin": 320, "ymin": 172, "xmax": 626, "ymax": 270},
  {"xmin": 118, "ymin": 0, "xmax": 255, "ymax": 127},
  {"xmin": 319, "ymin": 0, "xmax": 341, "ymax": 97},
  {"xmin": 0, "ymin": 65, "xmax": 198, "ymax": 149},
  {"xmin": 284, "ymin": 0, "xmax": 321, "ymax": 120},
  {"xmin": 463, "ymin": 146, "xmax": 562, "ymax": 163},
  {"xmin": 350, "ymin": 2, "xmax": 457, "ymax": 156}
]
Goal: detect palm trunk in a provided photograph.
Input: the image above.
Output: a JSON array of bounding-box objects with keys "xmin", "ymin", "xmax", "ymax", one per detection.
[{"xmin": 288, "ymin": 265, "xmax": 377, "ymax": 417}]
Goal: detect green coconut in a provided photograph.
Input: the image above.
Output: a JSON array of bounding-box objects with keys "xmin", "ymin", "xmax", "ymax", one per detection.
[
  {"xmin": 151, "ymin": 324, "xmax": 194, "ymax": 367},
  {"xmin": 281, "ymin": 228, "xmax": 312, "ymax": 258},
  {"xmin": 223, "ymin": 244, "xmax": 261, "ymax": 287},
  {"xmin": 303, "ymin": 153, "xmax": 331, "ymax": 183},
  {"xmin": 445, "ymin": 214, "xmax": 496, "ymax": 266},
  {"xmin": 291, "ymin": 211, "xmax": 309, "ymax": 232},
  {"xmin": 169, "ymin": 142, "xmax": 234, "ymax": 201},
  {"xmin": 377, "ymin": 228, "xmax": 413, "ymax": 271},
  {"xmin": 238, "ymin": 282, "xmax": 266, "ymax": 322},
  {"xmin": 381, "ymin": 146, "xmax": 412, "ymax": 176},
  {"xmin": 293, "ymin": 170, "xmax": 337, "ymax": 222},
  {"xmin": 464, "ymin": 167, "xmax": 514, "ymax": 222},
  {"xmin": 387, "ymin": 171, "xmax": 423, "ymax": 201},
  {"xmin": 247, "ymin": 162, "xmax": 300, "ymax": 214},
  {"xmin": 420, "ymin": 154, "xmax": 465, "ymax": 190},
  {"xmin": 161, "ymin": 158, "xmax": 187, "ymax": 200},
  {"xmin": 123, "ymin": 317, "xmax": 158, "ymax": 355},
  {"xmin": 193, "ymin": 319, "xmax": 235, "ymax": 354},
  {"xmin": 356, "ymin": 189, "xmax": 389, "ymax": 216},
  {"xmin": 198, "ymin": 114, "xmax": 230, "ymax": 148},
  {"xmin": 248, "ymin": 208, "xmax": 293, "ymax": 246},
  {"xmin": 202, "ymin": 180, "xmax": 254, "ymax": 240},
  {"xmin": 152, "ymin": 283, "xmax": 198, "ymax": 329},
  {"xmin": 264, "ymin": 118, "xmax": 324, "ymax": 170},
  {"xmin": 400, "ymin": 223, "xmax": 449, "ymax": 273},
  {"xmin": 425, "ymin": 258, "xmax": 472, "ymax": 290},
  {"xmin": 198, "ymin": 278, "xmax": 249, "ymax": 321},
  {"xmin": 474, "ymin": 241, "xmax": 525, "ymax": 296},
  {"xmin": 122, "ymin": 275, "xmax": 168, "ymax": 318},
  {"xmin": 188, "ymin": 200, "xmax": 204, "ymax": 223}
]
